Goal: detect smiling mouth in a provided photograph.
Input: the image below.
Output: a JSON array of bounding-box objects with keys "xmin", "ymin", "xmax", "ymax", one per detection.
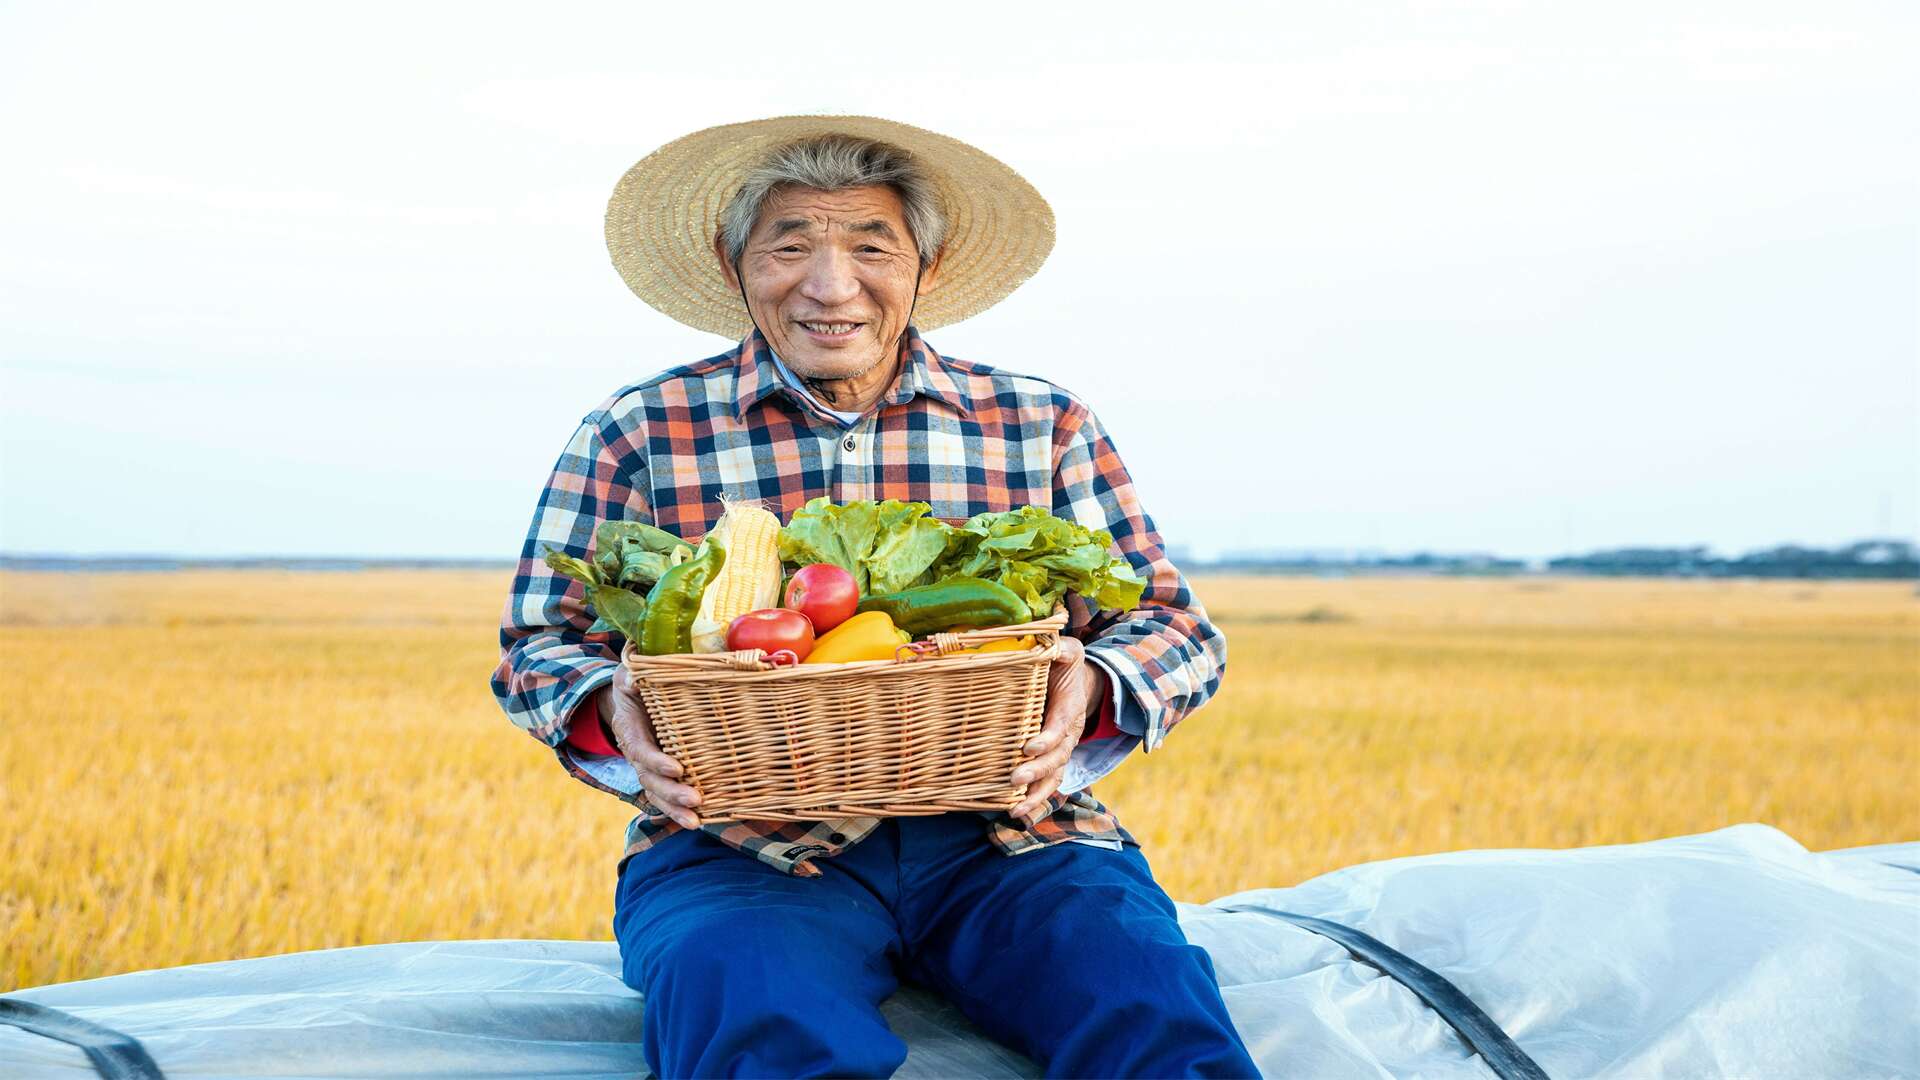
[{"xmin": 796, "ymin": 320, "xmax": 864, "ymax": 337}]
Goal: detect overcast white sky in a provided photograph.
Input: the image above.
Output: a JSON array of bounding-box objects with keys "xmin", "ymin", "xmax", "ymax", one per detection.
[{"xmin": 1, "ymin": 1, "xmax": 1913, "ymax": 560}]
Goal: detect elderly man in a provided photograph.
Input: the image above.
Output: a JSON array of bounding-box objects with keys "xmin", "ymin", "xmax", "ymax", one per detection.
[{"xmin": 492, "ymin": 116, "xmax": 1257, "ymax": 1079}]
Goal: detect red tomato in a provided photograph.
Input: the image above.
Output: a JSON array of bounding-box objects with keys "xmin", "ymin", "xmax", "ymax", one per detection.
[
  {"xmin": 726, "ymin": 608, "xmax": 815, "ymax": 661},
  {"xmin": 783, "ymin": 563, "xmax": 859, "ymax": 633}
]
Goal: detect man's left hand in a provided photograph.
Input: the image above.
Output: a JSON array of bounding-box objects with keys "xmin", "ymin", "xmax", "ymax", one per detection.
[{"xmin": 1010, "ymin": 636, "xmax": 1106, "ymax": 825}]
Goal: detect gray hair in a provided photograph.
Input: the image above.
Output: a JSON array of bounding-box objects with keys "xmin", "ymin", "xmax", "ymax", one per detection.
[{"xmin": 719, "ymin": 134, "xmax": 947, "ymax": 271}]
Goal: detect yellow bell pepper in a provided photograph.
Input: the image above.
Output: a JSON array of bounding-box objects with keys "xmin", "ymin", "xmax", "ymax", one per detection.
[
  {"xmin": 802, "ymin": 610, "xmax": 912, "ymax": 664},
  {"xmin": 957, "ymin": 635, "xmax": 1036, "ymax": 655}
]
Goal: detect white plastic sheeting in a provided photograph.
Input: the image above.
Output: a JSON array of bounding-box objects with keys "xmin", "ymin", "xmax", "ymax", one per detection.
[{"xmin": 4, "ymin": 825, "xmax": 1916, "ymax": 1079}]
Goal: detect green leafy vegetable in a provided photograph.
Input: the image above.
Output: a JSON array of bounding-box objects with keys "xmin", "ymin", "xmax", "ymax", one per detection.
[
  {"xmin": 864, "ymin": 515, "xmax": 951, "ymax": 594},
  {"xmin": 583, "ymin": 583, "xmax": 649, "ymax": 642},
  {"xmin": 544, "ymin": 550, "xmax": 602, "ymax": 586},
  {"xmin": 777, "ymin": 499, "xmax": 1149, "ymax": 616},
  {"xmin": 639, "ymin": 538, "xmax": 724, "ymax": 656},
  {"xmin": 931, "ymin": 506, "xmax": 1147, "ymax": 616},
  {"xmin": 593, "ymin": 520, "xmax": 692, "ymax": 591},
  {"xmin": 543, "ymin": 547, "xmax": 650, "ymax": 642},
  {"xmin": 777, "ymin": 497, "xmax": 950, "ymax": 595}
]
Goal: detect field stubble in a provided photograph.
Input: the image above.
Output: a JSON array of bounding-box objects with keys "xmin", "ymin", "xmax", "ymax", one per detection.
[{"xmin": 1, "ymin": 571, "xmax": 1914, "ymax": 991}]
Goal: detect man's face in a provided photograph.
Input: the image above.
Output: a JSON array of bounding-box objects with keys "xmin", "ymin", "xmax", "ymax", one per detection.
[{"xmin": 716, "ymin": 184, "xmax": 939, "ymax": 382}]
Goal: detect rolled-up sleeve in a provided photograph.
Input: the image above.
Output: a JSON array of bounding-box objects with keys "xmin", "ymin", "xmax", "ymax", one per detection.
[
  {"xmin": 489, "ymin": 410, "xmax": 649, "ymax": 803},
  {"xmin": 1050, "ymin": 400, "xmax": 1227, "ymax": 785}
]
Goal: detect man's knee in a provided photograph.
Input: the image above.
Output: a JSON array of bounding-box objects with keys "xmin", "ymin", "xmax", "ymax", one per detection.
[
  {"xmin": 626, "ymin": 912, "xmax": 907, "ymax": 1078},
  {"xmin": 984, "ymin": 910, "xmax": 1253, "ymax": 1077},
  {"xmin": 917, "ymin": 843, "xmax": 1257, "ymax": 1076}
]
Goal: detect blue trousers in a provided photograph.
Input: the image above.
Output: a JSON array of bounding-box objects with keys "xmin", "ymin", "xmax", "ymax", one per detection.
[{"xmin": 613, "ymin": 813, "xmax": 1259, "ymax": 1078}]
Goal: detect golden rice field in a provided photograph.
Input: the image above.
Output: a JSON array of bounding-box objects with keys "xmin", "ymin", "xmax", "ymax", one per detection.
[{"xmin": 2, "ymin": 571, "xmax": 1915, "ymax": 992}]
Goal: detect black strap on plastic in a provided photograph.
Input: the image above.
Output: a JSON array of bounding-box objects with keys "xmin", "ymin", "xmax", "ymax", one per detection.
[
  {"xmin": 1221, "ymin": 905, "xmax": 1550, "ymax": 1080},
  {"xmin": 0, "ymin": 998, "xmax": 165, "ymax": 1079}
]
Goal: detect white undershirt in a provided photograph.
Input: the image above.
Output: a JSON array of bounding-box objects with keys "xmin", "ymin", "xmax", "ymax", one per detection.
[{"xmin": 768, "ymin": 351, "xmax": 864, "ymax": 428}]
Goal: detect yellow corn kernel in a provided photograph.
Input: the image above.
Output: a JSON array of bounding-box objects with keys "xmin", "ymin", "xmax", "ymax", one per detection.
[{"xmin": 690, "ymin": 503, "xmax": 784, "ymax": 652}]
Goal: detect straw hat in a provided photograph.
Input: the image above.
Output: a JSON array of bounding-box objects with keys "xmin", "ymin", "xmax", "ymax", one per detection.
[{"xmin": 604, "ymin": 115, "xmax": 1055, "ymax": 339}]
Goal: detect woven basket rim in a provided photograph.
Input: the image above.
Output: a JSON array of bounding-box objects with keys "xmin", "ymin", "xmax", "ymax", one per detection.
[{"xmin": 622, "ymin": 606, "xmax": 1068, "ymax": 675}]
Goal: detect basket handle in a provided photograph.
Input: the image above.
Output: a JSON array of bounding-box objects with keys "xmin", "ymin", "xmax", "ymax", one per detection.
[
  {"xmin": 893, "ymin": 640, "xmax": 948, "ymax": 662},
  {"xmin": 626, "ymin": 646, "xmax": 798, "ymax": 672},
  {"xmin": 924, "ymin": 632, "xmax": 971, "ymax": 655},
  {"xmin": 895, "ymin": 609, "xmax": 1067, "ymax": 662}
]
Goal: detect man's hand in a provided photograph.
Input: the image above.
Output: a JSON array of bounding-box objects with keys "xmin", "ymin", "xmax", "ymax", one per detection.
[
  {"xmin": 1010, "ymin": 636, "xmax": 1106, "ymax": 825},
  {"xmin": 598, "ymin": 668, "xmax": 702, "ymax": 829}
]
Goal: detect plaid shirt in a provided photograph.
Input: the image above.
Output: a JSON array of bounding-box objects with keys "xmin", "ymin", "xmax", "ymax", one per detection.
[{"xmin": 491, "ymin": 328, "xmax": 1226, "ymax": 877}]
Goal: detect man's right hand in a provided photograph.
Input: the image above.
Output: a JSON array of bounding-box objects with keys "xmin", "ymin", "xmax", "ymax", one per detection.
[{"xmin": 598, "ymin": 669, "xmax": 702, "ymax": 829}]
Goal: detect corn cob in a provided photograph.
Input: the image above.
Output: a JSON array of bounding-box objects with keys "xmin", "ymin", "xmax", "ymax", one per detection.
[{"xmin": 689, "ymin": 502, "xmax": 785, "ymax": 652}]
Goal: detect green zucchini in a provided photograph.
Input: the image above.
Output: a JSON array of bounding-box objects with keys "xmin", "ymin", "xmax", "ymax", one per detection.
[{"xmin": 856, "ymin": 577, "xmax": 1032, "ymax": 636}]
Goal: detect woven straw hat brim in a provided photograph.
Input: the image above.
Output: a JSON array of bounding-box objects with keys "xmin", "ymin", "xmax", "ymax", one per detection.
[{"xmin": 605, "ymin": 115, "xmax": 1054, "ymax": 339}]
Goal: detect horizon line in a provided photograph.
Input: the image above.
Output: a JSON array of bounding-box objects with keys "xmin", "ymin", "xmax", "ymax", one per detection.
[{"xmin": 3, "ymin": 536, "xmax": 1913, "ymax": 572}]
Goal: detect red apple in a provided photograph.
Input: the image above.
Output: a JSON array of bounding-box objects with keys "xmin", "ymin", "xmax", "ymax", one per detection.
[
  {"xmin": 783, "ymin": 563, "xmax": 859, "ymax": 633},
  {"xmin": 726, "ymin": 608, "xmax": 815, "ymax": 661}
]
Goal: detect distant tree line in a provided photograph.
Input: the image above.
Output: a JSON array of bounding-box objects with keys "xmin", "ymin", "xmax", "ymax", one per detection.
[
  {"xmin": 1194, "ymin": 551, "xmax": 1527, "ymax": 576},
  {"xmin": 1546, "ymin": 540, "xmax": 1917, "ymax": 579},
  {"xmin": 1185, "ymin": 539, "xmax": 1917, "ymax": 579}
]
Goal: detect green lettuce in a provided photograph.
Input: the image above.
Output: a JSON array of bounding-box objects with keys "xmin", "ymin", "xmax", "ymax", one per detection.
[
  {"xmin": 777, "ymin": 497, "xmax": 950, "ymax": 595},
  {"xmin": 777, "ymin": 499, "xmax": 1150, "ymax": 615},
  {"xmin": 931, "ymin": 506, "xmax": 1147, "ymax": 615}
]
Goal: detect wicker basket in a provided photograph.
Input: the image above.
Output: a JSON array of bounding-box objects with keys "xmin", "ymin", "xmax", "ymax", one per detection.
[{"xmin": 622, "ymin": 608, "xmax": 1069, "ymax": 821}]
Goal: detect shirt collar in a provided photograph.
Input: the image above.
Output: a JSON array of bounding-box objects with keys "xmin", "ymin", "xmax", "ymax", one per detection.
[{"xmin": 732, "ymin": 326, "xmax": 972, "ymax": 422}]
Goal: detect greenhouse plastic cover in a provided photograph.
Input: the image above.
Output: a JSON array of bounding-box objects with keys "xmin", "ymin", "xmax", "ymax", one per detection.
[{"xmin": 4, "ymin": 824, "xmax": 1916, "ymax": 1078}]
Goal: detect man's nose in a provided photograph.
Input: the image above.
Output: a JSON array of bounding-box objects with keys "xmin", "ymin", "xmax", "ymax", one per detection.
[{"xmin": 798, "ymin": 248, "xmax": 860, "ymax": 308}]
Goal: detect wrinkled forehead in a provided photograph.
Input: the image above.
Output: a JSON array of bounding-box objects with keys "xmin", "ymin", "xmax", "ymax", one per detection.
[{"xmin": 749, "ymin": 184, "xmax": 912, "ymax": 241}]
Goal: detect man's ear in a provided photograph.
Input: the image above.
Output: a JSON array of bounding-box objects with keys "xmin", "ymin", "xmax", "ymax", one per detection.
[
  {"xmin": 714, "ymin": 232, "xmax": 741, "ymax": 291},
  {"xmin": 916, "ymin": 247, "xmax": 944, "ymax": 297}
]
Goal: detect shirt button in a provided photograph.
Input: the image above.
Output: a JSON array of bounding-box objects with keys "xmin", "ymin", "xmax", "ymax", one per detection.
[
  {"xmin": 842, "ymin": 434, "xmax": 856, "ymax": 452},
  {"xmin": 828, "ymin": 832, "xmax": 848, "ymax": 844}
]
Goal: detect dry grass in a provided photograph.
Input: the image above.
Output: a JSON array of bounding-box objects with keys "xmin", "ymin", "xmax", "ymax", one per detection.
[{"xmin": 2, "ymin": 571, "xmax": 1914, "ymax": 991}]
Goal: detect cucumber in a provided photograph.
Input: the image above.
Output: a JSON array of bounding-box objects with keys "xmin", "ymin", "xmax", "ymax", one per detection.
[{"xmin": 856, "ymin": 577, "xmax": 1032, "ymax": 636}]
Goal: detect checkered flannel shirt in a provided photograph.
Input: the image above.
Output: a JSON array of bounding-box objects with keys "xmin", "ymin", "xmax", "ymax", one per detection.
[{"xmin": 491, "ymin": 327, "xmax": 1226, "ymax": 877}]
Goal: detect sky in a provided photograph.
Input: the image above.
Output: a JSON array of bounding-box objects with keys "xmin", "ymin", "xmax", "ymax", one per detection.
[{"xmin": 1, "ymin": 1, "xmax": 1913, "ymax": 561}]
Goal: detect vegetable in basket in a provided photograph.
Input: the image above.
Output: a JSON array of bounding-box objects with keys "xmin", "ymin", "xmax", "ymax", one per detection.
[
  {"xmin": 783, "ymin": 563, "xmax": 859, "ymax": 633},
  {"xmin": 855, "ymin": 577, "xmax": 1031, "ymax": 636},
  {"xmin": 779, "ymin": 499, "xmax": 1147, "ymax": 622},
  {"xmin": 802, "ymin": 610, "xmax": 911, "ymax": 664},
  {"xmin": 959, "ymin": 635, "xmax": 1035, "ymax": 655},
  {"xmin": 930, "ymin": 506, "xmax": 1148, "ymax": 617},
  {"xmin": 777, "ymin": 497, "xmax": 951, "ymax": 596},
  {"xmin": 541, "ymin": 549, "xmax": 651, "ymax": 644},
  {"xmin": 592, "ymin": 520, "xmax": 692, "ymax": 592},
  {"xmin": 640, "ymin": 541, "xmax": 725, "ymax": 655},
  {"xmin": 544, "ymin": 519, "xmax": 694, "ymax": 640},
  {"xmin": 689, "ymin": 502, "xmax": 785, "ymax": 653},
  {"xmin": 725, "ymin": 608, "xmax": 814, "ymax": 661}
]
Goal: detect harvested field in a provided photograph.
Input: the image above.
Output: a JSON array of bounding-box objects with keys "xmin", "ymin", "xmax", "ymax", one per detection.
[{"xmin": 2, "ymin": 571, "xmax": 1914, "ymax": 990}]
